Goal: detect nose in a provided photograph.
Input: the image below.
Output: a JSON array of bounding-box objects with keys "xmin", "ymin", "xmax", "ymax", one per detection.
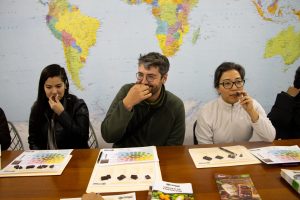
[{"xmin": 50, "ymin": 87, "xmax": 58, "ymax": 94}]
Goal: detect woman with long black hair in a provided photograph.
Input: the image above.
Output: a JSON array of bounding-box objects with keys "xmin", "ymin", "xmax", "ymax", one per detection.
[{"xmin": 28, "ymin": 64, "xmax": 89, "ymax": 149}]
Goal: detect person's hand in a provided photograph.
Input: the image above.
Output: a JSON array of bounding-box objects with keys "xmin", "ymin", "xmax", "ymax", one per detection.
[
  {"xmin": 48, "ymin": 94, "xmax": 64, "ymax": 115},
  {"xmin": 287, "ymin": 86, "xmax": 300, "ymax": 97},
  {"xmin": 123, "ymin": 84, "xmax": 152, "ymax": 111},
  {"xmin": 238, "ymin": 91, "xmax": 259, "ymax": 123},
  {"xmin": 82, "ymin": 192, "xmax": 104, "ymax": 200}
]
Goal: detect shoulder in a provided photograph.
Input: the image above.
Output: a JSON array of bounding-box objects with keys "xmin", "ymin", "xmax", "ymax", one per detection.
[
  {"xmin": 66, "ymin": 94, "xmax": 87, "ymax": 108},
  {"xmin": 0, "ymin": 107, "xmax": 4, "ymax": 115},
  {"xmin": 197, "ymin": 99, "xmax": 219, "ymax": 120},
  {"xmin": 0, "ymin": 107, "xmax": 6, "ymax": 120},
  {"xmin": 165, "ymin": 90, "xmax": 184, "ymax": 107},
  {"xmin": 201, "ymin": 98, "xmax": 219, "ymax": 111},
  {"xmin": 120, "ymin": 83, "xmax": 134, "ymax": 91},
  {"xmin": 30, "ymin": 101, "xmax": 39, "ymax": 112}
]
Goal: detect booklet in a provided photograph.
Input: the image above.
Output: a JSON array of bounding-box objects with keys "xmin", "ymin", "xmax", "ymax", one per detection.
[
  {"xmin": 189, "ymin": 145, "xmax": 261, "ymax": 168},
  {"xmin": 148, "ymin": 180, "xmax": 194, "ymax": 200},
  {"xmin": 86, "ymin": 146, "xmax": 162, "ymax": 193},
  {"xmin": 281, "ymin": 169, "xmax": 300, "ymax": 194},
  {"xmin": 249, "ymin": 145, "xmax": 300, "ymax": 164},
  {"xmin": 61, "ymin": 192, "xmax": 136, "ymax": 200},
  {"xmin": 215, "ymin": 174, "xmax": 261, "ymax": 200},
  {"xmin": 0, "ymin": 149, "xmax": 73, "ymax": 177}
]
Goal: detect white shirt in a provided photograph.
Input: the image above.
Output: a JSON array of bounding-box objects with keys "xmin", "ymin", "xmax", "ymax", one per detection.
[{"xmin": 195, "ymin": 96, "xmax": 275, "ymax": 144}]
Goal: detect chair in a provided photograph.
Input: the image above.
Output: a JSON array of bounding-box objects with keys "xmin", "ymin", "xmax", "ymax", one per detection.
[
  {"xmin": 193, "ymin": 120, "xmax": 198, "ymax": 145},
  {"xmin": 7, "ymin": 121, "xmax": 24, "ymax": 150},
  {"xmin": 88, "ymin": 121, "xmax": 99, "ymax": 149}
]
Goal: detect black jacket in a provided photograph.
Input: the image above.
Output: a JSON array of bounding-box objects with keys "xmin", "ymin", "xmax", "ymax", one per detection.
[
  {"xmin": 0, "ymin": 107, "xmax": 11, "ymax": 150},
  {"xmin": 268, "ymin": 92, "xmax": 300, "ymax": 139},
  {"xmin": 28, "ymin": 94, "xmax": 89, "ymax": 149}
]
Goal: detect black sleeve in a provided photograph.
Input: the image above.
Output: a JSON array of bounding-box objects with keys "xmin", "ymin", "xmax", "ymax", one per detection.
[
  {"xmin": 28, "ymin": 104, "xmax": 42, "ymax": 150},
  {"xmin": 267, "ymin": 92, "xmax": 294, "ymax": 138},
  {"xmin": 57, "ymin": 98, "xmax": 89, "ymax": 146},
  {"xmin": 0, "ymin": 108, "xmax": 11, "ymax": 150}
]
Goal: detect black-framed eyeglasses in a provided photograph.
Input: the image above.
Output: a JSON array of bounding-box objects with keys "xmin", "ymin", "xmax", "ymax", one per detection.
[
  {"xmin": 136, "ymin": 72, "xmax": 158, "ymax": 82},
  {"xmin": 219, "ymin": 79, "xmax": 245, "ymax": 89}
]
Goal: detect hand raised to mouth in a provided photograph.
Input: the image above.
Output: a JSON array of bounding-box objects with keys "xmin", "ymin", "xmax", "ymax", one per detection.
[
  {"xmin": 122, "ymin": 83, "xmax": 152, "ymax": 111},
  {"xmin": 48, "ymin": 94, "xmax": 64, "ymax": 115}
]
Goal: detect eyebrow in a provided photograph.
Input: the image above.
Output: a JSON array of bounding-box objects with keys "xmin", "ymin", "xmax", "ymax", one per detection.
[
  {"xmin": 221, "ymin": 78, "xmax": 242, "ymax": 82},
  {"xmin": 137, "ymin": 72, "xmax": 157, "ymax": 76},
  {"xmin": 45, "ymin": 83, "xmax": 63, "ymax": 87}
]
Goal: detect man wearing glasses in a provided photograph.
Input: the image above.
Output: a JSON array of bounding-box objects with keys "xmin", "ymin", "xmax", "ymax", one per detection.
[
  {"xmin": 101, "ymin": 52, "xmax": 185, "ymax": 147},
  {"xmin": 194, "ymin": 62, "xmax": 275, "ymax": 144}
]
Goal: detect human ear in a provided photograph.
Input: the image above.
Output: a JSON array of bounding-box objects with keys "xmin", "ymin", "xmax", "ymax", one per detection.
[{"xmin": 162, "ymin": 74, "xmax": 168, "ymax": 83}]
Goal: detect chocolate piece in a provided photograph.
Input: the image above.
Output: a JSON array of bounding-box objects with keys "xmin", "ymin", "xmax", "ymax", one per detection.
[
  {"xmin": 145, "ymin": 175, "xmax": 151, "ymax": 179},
  {"xmin": 117, "ymin": 174, "xmax": 126, "ymax": 181},
  {"xmin": 131, "ymin": 175, "xmax": 138, "ymax": 180},
  {"xmin": 101, "ymin": 175, "xmax": 111, "ymax": 181},
  {"xmin": 228, "ymin": 154, "xmax": 236, "ymax": 159},
  {"xmin": 203, "ymin": 156, "xmax": 212, "ymax": 161}
]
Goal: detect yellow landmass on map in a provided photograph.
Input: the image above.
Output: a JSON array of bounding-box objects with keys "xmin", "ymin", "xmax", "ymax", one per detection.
[
  {"xmin": 264, "ymin": 26, "xmax": 300, "ymax": 65},
  {"xmin": 55, "ymin": 7, "xmax": 100, "ymax": 89}
]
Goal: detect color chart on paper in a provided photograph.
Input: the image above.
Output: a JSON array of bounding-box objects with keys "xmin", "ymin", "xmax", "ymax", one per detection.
[
  {"xmin": 99, "ymin": 146, "xmax": 158, "ymax": 165},
  {"xmin": 20, "ymin": 152, "xmax": 66, "ymax": 165},
  {"xmin": 0, "ymin": 149, "xmax": 73, "ymax": 176},
  {"xmin": 250, "ymin": 145, "xmax": 300, "ymax": 164},
  {"xmin": 268, "ymin": 150, "xmax": 300, "ymax": 161},
  {"xmin": 14, "ymin": 150, "xmax": 72, "ymax": 165}
]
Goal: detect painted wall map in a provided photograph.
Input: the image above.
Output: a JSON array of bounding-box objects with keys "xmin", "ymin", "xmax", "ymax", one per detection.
[{"xmin": 0, "ymin": 0, "xmax": 299, "ymax": 147}]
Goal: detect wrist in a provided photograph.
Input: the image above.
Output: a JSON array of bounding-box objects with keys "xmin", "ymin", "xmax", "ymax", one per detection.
[
  {"xmin": 122, "ymin": 98, "xmax": 133, "ymax": 111},
  {"xmin": 249, "ymin": 110, "xmax": 259, "ymax": 123}
]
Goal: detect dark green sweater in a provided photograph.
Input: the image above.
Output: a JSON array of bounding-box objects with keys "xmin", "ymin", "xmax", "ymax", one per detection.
[{"xmin": 101, "ymin": 83, "xmax": 185, "ymax": 147}]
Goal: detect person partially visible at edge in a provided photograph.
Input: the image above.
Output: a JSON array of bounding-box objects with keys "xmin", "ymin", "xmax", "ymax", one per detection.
[
  {"xmin": 28, "ymin": 64, "xmax": 89, "ymax": 150},
  {"xmin": 268, "ymin": 66, "xmax": 300, "ymax": 139},
  {"xmin": 195, "ymin": 62, "xmax": 275, "ymax": 144},
  {"xmin": 101, "ymin": 52, "xmax": 185, "ymax": 147},
  {"xmin": 0, "ymin": 107, "xmax": 11, "ymax": 150}
]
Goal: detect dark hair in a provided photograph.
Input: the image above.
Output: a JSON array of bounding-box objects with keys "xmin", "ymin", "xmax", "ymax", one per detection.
[
  {"xmin": 36, "ymin": 64, "xmax": 69, "ymax": 104},
  {"xmin": 138, "ymin": 52, "xmax": 170, "ymax": 75},
  {"xmin": 294, "ymin": 66, "xmax": 300, "ymax": 89},
  {"xmin": 214, "ymin": 62, "xmax": 245, "ymax": 88}
]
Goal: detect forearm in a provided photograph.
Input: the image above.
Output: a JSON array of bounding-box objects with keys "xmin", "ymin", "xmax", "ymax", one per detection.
[
  {"xmin": 165, "ymin": 109, "xmax": 185, "ymax": 145},
  {"xmin": 101, "ymin": 101, "xmax": 133, "ymax": 143},
  {"xmin": 28, "ymin": 112, "xmax": 42, "ymax": 150},
  {"xmin": 252, "ymin": 116, "xmax": 276, "ymax": 142},
  {"xmin": 28, "ymin": 126, "xmax": 41, "ymax": 150},
  {"xmin": 268, "ymin": 92, "xmax": 294, "ymax": 128},
  {"xmin": 57, "ymin": 110, "xmax": 89, "ymax": 141}
]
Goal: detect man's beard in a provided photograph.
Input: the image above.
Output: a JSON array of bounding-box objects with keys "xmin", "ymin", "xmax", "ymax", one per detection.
[{"xmin": 147, "ymin": 84, "xmax": 160, "ymax": 96}]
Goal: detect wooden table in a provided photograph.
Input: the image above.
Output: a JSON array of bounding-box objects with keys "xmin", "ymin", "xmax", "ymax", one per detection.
[{"xmin": 1, "ymin": 139, "xmax": 300, "ymax": 200}]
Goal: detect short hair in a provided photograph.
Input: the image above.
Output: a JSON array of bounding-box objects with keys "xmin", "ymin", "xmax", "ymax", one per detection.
[
  {"xmin": 214, "ymin": 62, "xmax": 245, "ymax": 88},
  {"xmin": 294, "ymin": 66, "xmax": 300, "ymax": 89},
  {"xmin": 37, "ymin": 64, "xmax": 69, "ymax": 104},
  {"xmin": 138, "ymin": 52, "xmax": 170, "ymax": 75}
]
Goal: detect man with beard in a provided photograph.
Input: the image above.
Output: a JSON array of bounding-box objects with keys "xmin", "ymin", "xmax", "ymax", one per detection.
[
  {"xmin": 101, "ymin": 52, "xmax": 185, "ymax": 147},
  {"xmin": 268, "ymin": 66, "xmax": 300, "ymax": 139}
]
